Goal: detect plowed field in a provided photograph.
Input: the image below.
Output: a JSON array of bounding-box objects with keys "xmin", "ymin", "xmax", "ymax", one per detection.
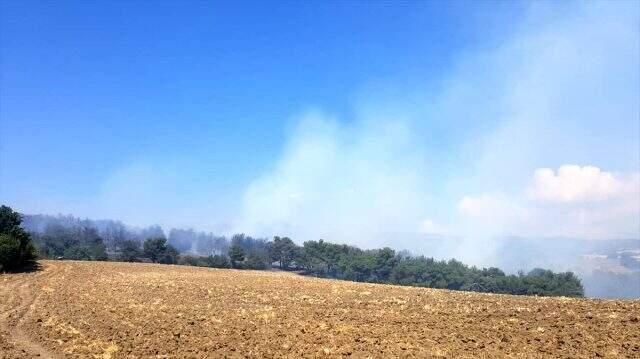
[{"xmin": 1, "ymin": 261, "xmax": 638, "ymax": 358}]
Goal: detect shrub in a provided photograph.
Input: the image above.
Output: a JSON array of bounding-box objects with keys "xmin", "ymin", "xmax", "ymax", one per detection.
[
  {"xmin": 207, "ymin": 254, "xmax": 231, "ymax": 268},
  {"xmin": 245, "ymin": 252, "xmax": 268, "ymax": 270}
]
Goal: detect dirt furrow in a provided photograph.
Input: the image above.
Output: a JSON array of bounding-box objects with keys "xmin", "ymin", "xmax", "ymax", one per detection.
[
  {"xmin": 1, "ymin": 264, "xmax": 59, "ymax": 358},
  {"xmin": 2, "ymin": 261, "xmax": 639, "ymax": 358}
]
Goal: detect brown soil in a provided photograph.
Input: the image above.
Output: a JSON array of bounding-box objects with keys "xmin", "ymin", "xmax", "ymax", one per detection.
[{"xmin": 1, "ymin": 260, "xmax": 638, "ymax": 358}]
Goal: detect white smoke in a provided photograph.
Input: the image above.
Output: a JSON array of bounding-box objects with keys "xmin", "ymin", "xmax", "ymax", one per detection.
[
  {"xmin": 234, "ymin": 1, "xmax": 639, "ymax": 264},
  {"xmin": 234, "ymin": 112, "xmax": 433, "ymax": 247}
]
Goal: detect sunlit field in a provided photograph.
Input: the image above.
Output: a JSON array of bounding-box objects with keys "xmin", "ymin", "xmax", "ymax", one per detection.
[{"xmin": 1, "ymin": 261, "xmax": 638, "ymax": 358}]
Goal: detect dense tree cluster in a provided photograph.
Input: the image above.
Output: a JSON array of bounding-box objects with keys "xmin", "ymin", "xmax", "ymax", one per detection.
[
  {"xmin": 22, "ymin": 214, "xmax": 230, "ymax": 256},
  {"xmin": 293, "ymin": 240, "xmax": 584, "ymax": 297},
  {"xmin": 0, "ymin": 206, "xmax": 37, "ymax": 271},
  {"xmin": 31, "ymin": 225, "xmax": 108, "ymax": 261},
  {"xmin": 10, "ymin": 207, "xmax": 584, "ymax": 297},
  {"xmin": 22, "ymin": 213, "xmax": 179, "ymax": 264},
  {"xmin": 163, "ymin": 237, "xmax": 584, "ymax": 297},
  {"xmin": 142, "ymin": 237, "xmax": 179, "ymax": 264}
]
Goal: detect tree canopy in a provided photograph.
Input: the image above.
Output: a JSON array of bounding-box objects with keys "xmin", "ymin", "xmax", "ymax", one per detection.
[
  {"xmin": 143, "ymin": 237, "xmax": 178, "ymax": 264},
  {"xmin": 228, "ymin": 244, "xmax": 245, "ymax": 268},
  {"xmin": 0, "ymin": 205, "xmax": 37, "ymax": 271}
]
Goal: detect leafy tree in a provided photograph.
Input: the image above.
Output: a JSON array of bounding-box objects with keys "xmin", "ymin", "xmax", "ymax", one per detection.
[
  {"xmin": 63, "ymin": 245, "xmax": 92, "ymax": 260},
  {"xmin": 0, "ymin": 234, "xmax": 23, "ymax": 270},
  {"xmin": 33, "ymin": 225, "xmax": 107, "ymax": 261},
  {"xmin": 245, "ymin": 252, "xmax": 268, "ymax": 269},
  {"xmin": 373, "ymin": 247, "xmax": 397, "ymax": 281},
  {"xmin": 143, "ymin": 237, "xmax": 169, "ymax": 263},
  {"xmin": 142, "ymin": 237, "xmax": 178, "ymax": 264},
  {"xmin": 89, "ymin": 241, "xmax": 108, "ymax": 261},
  {"xmin": 0, "ymin": 205, "xmax": 37, "ymax": 271},
  {"xmin": 269, "ymin": 236, "xmax": 297, "ymax": 269},
  {"xmin": 228, "ymin": 244, "xmax": 245, "ymax": 268},
  {"xmin": 118, "ymin": 240, "xmax": 142, "ymax": 262},
  {"xmin": 159, "ymin": 245, "xmax": 179, "ymax": 264}
]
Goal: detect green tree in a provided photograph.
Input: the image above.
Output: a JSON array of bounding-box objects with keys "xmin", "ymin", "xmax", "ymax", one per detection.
[
  {"xmin": 0, "ymin": 205, "xmax": 37, "ymax": 272},
  {"xmin": 228, "ymin": 244, "xmax": 245, "ymax": 268},
  {"xmin": 159, "ymin": 245, "xmax": 179, "ymax": 264},
  {"xmin": 143, "ymin": 237, "xmax": 169, "ymax": 263},
  {"xmin": 373, "ymin": 247, "xmax": 397, "ymax": 281},
  {"xmin": 245, "ymin": 252, "xmax": 268, "ymax": 269},
  {"xmin": 269, "ymin": 236, "xmax": 297, "ymax": 269},
  {"xmin": 0, "ymin": 234, "xmax": 22, "ymax": 270},
  {"xmin": 32, "ymin": 224, "xmax": 107, "ymax": 261},
  {"xmin": 63, "ymin": 245, "xmax": 92, "ymax": 260},
  {"xmin": 118, "ymin": 240, "xmax": 142, "ymax": 262},
  {"xmin": 89, "ymin": 241, "xmax": 108, "ymax": 261}
]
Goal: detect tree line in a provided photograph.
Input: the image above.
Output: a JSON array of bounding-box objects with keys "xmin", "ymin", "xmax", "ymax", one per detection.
[{"xmin": 1, "ymin": 205, "xmax": 584, "ymax": 297}]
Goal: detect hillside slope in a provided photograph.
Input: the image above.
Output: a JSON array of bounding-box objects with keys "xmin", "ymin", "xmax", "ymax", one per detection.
[{"xmin": 1, "ymin": 261, "xmax": 638, "ymax": 358}]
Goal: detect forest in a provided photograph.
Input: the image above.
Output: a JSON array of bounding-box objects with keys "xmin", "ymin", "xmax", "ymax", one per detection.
[{"xmin": 2, "ymin": 206, "xmax": 584, "ymax": 297}]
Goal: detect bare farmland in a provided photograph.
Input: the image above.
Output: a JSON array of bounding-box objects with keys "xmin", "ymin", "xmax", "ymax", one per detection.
[{"xmin": 1, "ymin": 261, "xmax": 638, "ymax": 358}]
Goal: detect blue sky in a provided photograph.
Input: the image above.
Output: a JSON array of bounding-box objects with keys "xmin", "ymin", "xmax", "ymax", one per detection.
[
  {"xmin": 1, "ymin": 1, "xmax": 638, "ymax": 261},
  {"xmin": 0, "ymin": 1, "xmax": 523, "ymax": 212}
]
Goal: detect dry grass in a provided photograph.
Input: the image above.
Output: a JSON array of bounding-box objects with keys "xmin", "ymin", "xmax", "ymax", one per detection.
[{"xmin": 1, "ymin": 260, "xmax": 639, "ymax": 358}]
